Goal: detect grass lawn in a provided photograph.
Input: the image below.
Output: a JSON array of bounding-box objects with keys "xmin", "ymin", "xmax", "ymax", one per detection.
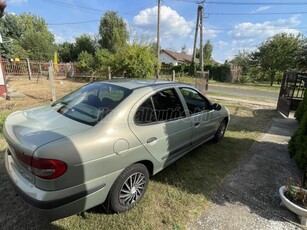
[
  {"xmin": 209, "ymin": 81, "xmax": 280, "ymax": 93},
  {"xmin": 0, "ymin": 77, "xmax": 278, "ymax": 229},
  {"xmin": 207, "ymin": 91, "xmax": 277, "ymax": 105},
  {"xmin": 174, "ymin": 76, "xmax": 281, "ymax": 93}
]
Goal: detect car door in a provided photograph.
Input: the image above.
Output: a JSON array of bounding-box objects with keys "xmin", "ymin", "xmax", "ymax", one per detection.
[
  {"xmin": 129, "ymin": 88, "xmax": 193, "ymax": 165},
  {"xmin": 179, "ymin": 87, "xmax": 219, "ymax": 145}
]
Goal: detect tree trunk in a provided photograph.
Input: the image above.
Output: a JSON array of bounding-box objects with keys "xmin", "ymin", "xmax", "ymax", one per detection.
[
  {"xmin": 303, "ymin": 167, "xmax": 307, "ymax": 189},
  {"xmin": 270, "ymin": 71, "xmax": 275, "ymax": 86}
]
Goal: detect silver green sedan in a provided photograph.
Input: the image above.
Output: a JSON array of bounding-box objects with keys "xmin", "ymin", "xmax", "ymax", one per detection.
[{"xmin": 4, "ymin": 80, "xmax": 229, "ymax": 221}]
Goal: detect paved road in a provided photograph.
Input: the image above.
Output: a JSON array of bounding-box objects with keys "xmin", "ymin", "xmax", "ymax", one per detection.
[{"xmin": 208, "ymin": 85, "xmax": 279, "ymax": 101}]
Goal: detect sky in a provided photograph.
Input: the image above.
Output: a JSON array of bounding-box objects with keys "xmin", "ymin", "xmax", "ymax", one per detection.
[{"xmin": 4, "ymin": 0, "xmax": 307, "ymax": 63}]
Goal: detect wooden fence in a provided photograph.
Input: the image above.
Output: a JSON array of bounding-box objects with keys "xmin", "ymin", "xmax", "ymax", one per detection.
[
  {"xmin": 1, "ymin": 59, "xmax": 179, "ymax": 83},
  {"xmin": 2, "ymin": 59, "xmax": 77, "ymax": 79}
]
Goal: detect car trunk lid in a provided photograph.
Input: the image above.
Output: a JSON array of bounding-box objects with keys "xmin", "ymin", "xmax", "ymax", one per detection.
[
  {"xmin": 3, "ymin": 106, "xmax": 90, "ymax": 182},
  {"xmin": 4, "ymin": 106, "xmax": 91, "ymax": 153}
]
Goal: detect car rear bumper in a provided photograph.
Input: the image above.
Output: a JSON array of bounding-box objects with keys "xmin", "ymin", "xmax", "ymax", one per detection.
[{"xmin": 4, "ymin": 149, "xmax": 112, "ymax": 221}]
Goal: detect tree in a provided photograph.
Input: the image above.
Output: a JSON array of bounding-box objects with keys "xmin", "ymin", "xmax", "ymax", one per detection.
[
  {"xmin": 111, "ymin": 43, "xmax": 157, "ymax": 78},
  {"xmin": 297, "ymin": 39, "xmax": 307, "ymax": 71},
  {"xmin": 75, "ymin": 34, "xmax": 97, "ymax": 56},
  {"xmin": 76, "ymin": 51, "xmax": 94, "ymax": 73},
  {"xmin": 181, "ymin": 44, "xmax": 188, "ymax": 54},
  {"xmin": 231, "ymin": 49, "xmax": 252, "ymax": 77},
  {"xmin": 94, "ymin": 48, "xmax": 113, "ymax": 76},
  {"xmin": 196, "ymin": 40, "xmax": 213, "ymax": 65},
  {"xmin": 251, "ymin": 33, "xmax": 303, "ymax": 86},
  {"xmin": 1, "ymin": 13, "xmax": 55, "ymax": 61},
  {"xmin": 57, "ymin": 42, "xmax": 77, "ymax": 62},
  {"xmin": 0, "ymin": 13, "xmax": 23, "ymax": 59},
  {"xmin": 203, "ymin": 40, "xmax": 213, "ymax": 65},
  {"xmin": 17, "ymin": 31, "xmax": 55, "ymax": 61},
  {"xmin": 98, "ymin": 11, "xmax": 129, "ymax": 53}
]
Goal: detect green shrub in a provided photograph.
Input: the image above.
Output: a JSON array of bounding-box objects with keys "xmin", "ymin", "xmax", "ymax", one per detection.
[
  {"xmin": 76, "ymin": 51, "xmax": 94, "ymax": 73},
  {"xmin": 295, "ymin": 90, "xmax": 307, "ymax": 122},
  {"xmin": 289, "ymin": 90, "xmax": 307, "ymax": 180},
  {"xmin": 289, "ymin": 112, "xmax": 307, "ymax": 168},
  {"xmin": 0, "ymin": 114, "xmax": 6, "ymax": 129},
  {"xmin": 204, "ymin": 64, "xmax": 231, "ymax": 82},
  {"xmin": 111, "ymin": 44, "xmax": 157, "ymax": 78}
]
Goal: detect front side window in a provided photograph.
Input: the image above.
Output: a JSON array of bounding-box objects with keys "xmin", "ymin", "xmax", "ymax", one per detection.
[
  {"xmin": 135, "ymin": 88, "xmax": 185, "ymax": 124},
  {"xmin": 52, "ymin": 83, "xmax": 132, "ymax": 126},
  {"xmin": 179, "ymin": 88, "xmax": 210, "ymax": 114}
]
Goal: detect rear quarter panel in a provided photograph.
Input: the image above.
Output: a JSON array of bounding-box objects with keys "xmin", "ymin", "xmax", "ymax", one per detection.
[{"xmin": 33, "ymin": 93, "xmax": 161, "ymax": 191}]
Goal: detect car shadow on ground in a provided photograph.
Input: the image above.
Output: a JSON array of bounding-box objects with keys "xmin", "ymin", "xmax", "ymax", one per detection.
[
  {"xmin": 0, "ymin": 126, "xmax": 88, "ymax": 229},
  {"xmin": 0, "ymin": 150, "xmax": 65, "ymax": 230},
  {"xmin": 151, "ymin": 108, "xmax": 302, "ymax": 227}
]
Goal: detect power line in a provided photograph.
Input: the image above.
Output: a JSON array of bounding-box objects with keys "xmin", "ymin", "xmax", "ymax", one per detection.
[
  {"xmin": 48, "ymin": 20, "xmax": 100, "ymax": 26},
  {"xmin": 206, "ymin": 11, "xmax": 307, "ymax": 16},
  {"xmin": 210, "ymin": 1, "xmax": 307, "ymax": 5},
  {"xmin": 206, "ymin": 26, "xmax": 307, "ymax": 31},
  {"xmin": 171, "ymin": 0, "xmax": 307, "ymax": 5},
  {"xmin": 42, "ymin": 0, "xmax": 103, "ymax": 13},
  {"xmin": 42, "ymin": 0, "xmax": 156, "ymax": 16},
  {"xmin": 46, "ymin": 10, "xmax": 307, "ymax": 26},
  {"xmin": 120, "ymin": 2, "xmax": 157, "ymax": 15}
]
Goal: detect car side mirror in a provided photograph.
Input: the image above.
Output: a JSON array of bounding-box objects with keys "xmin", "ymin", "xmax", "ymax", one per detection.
[{"xmin": 212, "ymin": 103, "xmax": 222, "ymax": 111}]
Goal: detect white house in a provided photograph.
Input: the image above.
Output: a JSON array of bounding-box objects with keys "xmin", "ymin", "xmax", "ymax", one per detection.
[{"xmin": 159, "ymin": 49, "xmax": 194, "ymax": 66}]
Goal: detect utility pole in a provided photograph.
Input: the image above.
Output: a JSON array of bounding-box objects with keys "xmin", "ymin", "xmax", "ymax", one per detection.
[
  {"xmin": 156, "ymin": 0, "xmax": 161, "ymax": 79},
  {"xmin": 199, "ymin": 5, "xmax": 204, "ymax": 71},
  {"xmin": 192, "ymin": 2, "xmax": 205, "ymax": 70},
  {"xmin": 192, "ymin": 6, "xmax": 200, "ymax": 64}
]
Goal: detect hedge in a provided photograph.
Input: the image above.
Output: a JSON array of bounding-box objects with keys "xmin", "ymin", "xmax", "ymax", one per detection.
[
  {"xmin": 294, "ymin": 90, "xmax": 307, "ymax": 122},
  {"xmin": 289, "ymin": 90, "xmax": 307, "ymax": 185}
]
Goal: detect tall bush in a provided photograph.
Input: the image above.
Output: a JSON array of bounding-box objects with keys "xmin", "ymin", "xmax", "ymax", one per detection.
[
  {"xmin": 289, "ymin": 90, "xmax": 307, "ymax": 184},
  {"xmin": 204, "ymin": 64, "xmax": 231, "ymax": 82},
  {"xmin": 76, "ymin": 51, "xmax": 94, "ymax": 73},
  {"xmin": 294, "ymin": 90, "xmax": 307, "ymax": 122},
  {"xmin": 111, "ymin": 44, "xmax": 157, "ymax": 78}
]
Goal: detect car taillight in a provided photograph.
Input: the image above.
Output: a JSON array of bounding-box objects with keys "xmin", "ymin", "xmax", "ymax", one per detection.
[
  {"xmin": 31, "ymin": 157, "xmax": 67, "ymax": 179},
  {"xmin": 15, "ymin": 151, "xmax": 67, "ymax": 179}
]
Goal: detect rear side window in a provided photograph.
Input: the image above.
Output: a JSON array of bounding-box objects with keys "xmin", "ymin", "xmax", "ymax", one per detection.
[
  {"xmin": 135, "ymin": 98, "xmax": 157, "ymax": 124},
  {"xmin": 135, "ymin": 88, "xmax": 185, "ymax": 124},
  {"xmin": 52, "ymin": 83, "xmax": 132, "ymax": 126}
]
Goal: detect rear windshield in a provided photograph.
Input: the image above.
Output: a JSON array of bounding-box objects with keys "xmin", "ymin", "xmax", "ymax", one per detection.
[{"xmin": 52, "ymin": 83, "xmax": 132, "ymax": 126}]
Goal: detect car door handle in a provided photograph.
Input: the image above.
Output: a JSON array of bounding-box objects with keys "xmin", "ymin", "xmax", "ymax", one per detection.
[
  {"xmin": 147, "ymin": 137, "xmax": 157, "ymax": 144},
  {"xmin": 194, "ymin": 122, "xmax": 200, "ymax": 128}
]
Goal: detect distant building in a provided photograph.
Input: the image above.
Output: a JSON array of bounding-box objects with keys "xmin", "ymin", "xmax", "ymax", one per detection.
[
  {"xmin": 159, "ymin": 49, "xmax": 195, "ymax": 66},
  {"xmin": 159, "ymin": 49, "xmax": 221, "ymax": 66}
]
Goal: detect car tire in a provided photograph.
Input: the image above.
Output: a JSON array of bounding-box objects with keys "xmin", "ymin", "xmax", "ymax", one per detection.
[
  {"xmin": 108, "ymin": 163, "xmax": 149, "ymax": 213},
  {"xmin": 213, "ymin": 120, "xmax": 227, "ymax": 143}
]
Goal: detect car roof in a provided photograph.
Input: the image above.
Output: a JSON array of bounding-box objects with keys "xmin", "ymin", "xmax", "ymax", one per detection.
[{"xmin": 101, "ymin": 79, "xmax": 189, "ymax": 90}]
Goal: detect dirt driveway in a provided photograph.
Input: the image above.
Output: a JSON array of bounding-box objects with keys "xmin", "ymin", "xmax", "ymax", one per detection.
[{"xmin": 189, "ymin": 117, "xmax": 305, "ymax": 229}]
